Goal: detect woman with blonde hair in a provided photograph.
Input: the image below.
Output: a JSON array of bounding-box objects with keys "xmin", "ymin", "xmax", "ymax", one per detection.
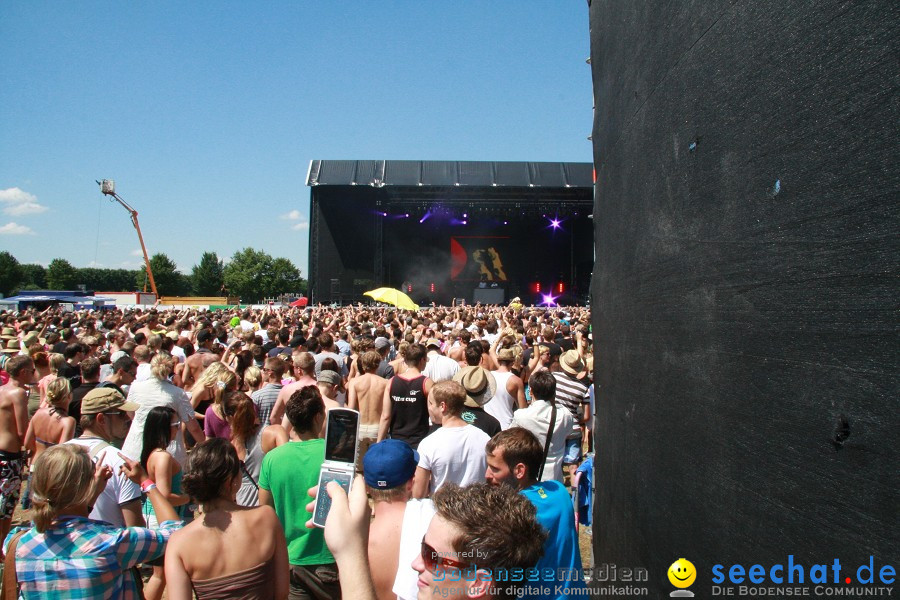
[
  {"xmin": 242, "ymin": 365, "xmax": 263, "ymax": 393},
  {"xmin": 188, "ymin": 361, "xmax": 229, "ymax": 426},
  {"xmin": 36, "ymin": 352, "xmax": 64, "ymax": 404},
  {"xmin": 164, "ymin": 438, "xmax": 288, "ymax": 600},
  {"xmin": 24, "ymin": 377, "xmax": 76, "ymax": 460},
  {"xmin": 202, "ymin": 368, "xmax": 239, "ymax": 440},
  {"xmin": 5, "ymin": 444, "xmax": 182, "ymax": 598},
  {"xmin": 389, "ymin": 340, "xmax": 409, "ymax": 376}
]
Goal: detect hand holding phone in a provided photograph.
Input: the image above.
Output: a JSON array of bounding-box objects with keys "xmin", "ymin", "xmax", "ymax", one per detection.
[{"xmin": 312, "ymin": 408, "xmax": 360, "ymax": 528}]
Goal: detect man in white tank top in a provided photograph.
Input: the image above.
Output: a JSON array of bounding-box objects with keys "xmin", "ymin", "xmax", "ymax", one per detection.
[{"xmin": 486, "ymin": 348, "xmax": 526, "ymax": 429}]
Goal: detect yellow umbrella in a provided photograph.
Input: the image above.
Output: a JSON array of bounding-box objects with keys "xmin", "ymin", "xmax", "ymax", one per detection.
[{"xmin": 363, "ymin": 287, "xmax": 419, "ymax": 311}]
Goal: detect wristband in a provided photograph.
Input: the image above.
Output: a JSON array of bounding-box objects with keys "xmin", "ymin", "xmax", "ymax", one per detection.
[{"xmin": 140, "ymin": 480, "xmax": 156, "ymax": 493}]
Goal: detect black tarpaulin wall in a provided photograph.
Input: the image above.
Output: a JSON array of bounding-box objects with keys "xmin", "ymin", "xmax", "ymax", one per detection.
[{"xmin": 589, "ymin": 0, "xmax": 899, "ymax": 596}]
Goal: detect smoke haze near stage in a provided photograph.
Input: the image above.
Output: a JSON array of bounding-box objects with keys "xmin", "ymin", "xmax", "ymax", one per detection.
[{"xmin": 306, "ymin": 160, "xmax": 594, "ymax": 305}]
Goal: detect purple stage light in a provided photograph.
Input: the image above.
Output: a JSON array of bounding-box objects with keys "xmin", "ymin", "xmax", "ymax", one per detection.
[
  {"xmin": 463, "ymin": 213, "xmax": 468, "ymax": 218},
  {"xmin": 419, "ymin": 211, "xmax": 432, "ymax": 223},
  {"xmin": 541, "ymin": 293, "xmax": 557, "ymax": 306},
  {"xmin": 503, "ymin": 221, "xmax": 508, "ymax": 225}
]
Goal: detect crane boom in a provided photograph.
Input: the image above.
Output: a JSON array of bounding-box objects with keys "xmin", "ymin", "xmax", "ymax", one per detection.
[{"xmin": 96, "ymin": 180, "xmax": 158, "ymax": 298}]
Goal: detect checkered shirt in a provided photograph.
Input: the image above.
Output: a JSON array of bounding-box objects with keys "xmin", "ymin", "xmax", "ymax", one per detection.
[{"xmin": 6, "ymin": 516, "xmax": 182, "ymax": 599}]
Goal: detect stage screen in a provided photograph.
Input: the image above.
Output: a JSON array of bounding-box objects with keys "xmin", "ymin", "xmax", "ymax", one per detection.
[{"xmin": 450, "ymin": 237, "xmax": 511, "ymax": 282}]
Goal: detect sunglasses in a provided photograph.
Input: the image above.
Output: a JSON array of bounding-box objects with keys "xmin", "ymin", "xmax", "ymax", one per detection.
[{"xmin": 421, "ymin": 539, "xmax": 471, "ymax": 573}]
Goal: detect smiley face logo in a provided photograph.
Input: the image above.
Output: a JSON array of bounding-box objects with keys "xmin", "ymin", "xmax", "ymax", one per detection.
[{"xmin": 668, "ymin": 558, "xmax": 696, "ymax": 588}]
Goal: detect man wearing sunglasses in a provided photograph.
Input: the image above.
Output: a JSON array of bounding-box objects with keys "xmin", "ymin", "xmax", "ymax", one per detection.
[
  {"xmin": 411, "ymin": 482, "xmax": 546, "ymax": 600},
  {"xmin": 484, "ymin": 427, "xmax": 588, "ymax": 600},
  {"xmin": 65, "ymin": 387, "xmax": 142, "ymax": 527}
]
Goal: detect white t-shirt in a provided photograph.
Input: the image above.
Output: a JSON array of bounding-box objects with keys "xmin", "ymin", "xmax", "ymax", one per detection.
[
  {"xmin": 121, "ymin": 377, "xmax": 196, "ymax": 467},
  {"xmin": 135, "ymin": 363, "xmax": 152, "ymax": 382},
  {"xmin": 65, "ymin": 437, "xmax": 141, "ymax": 527},
  {"xmin": 423, "ymin": 352, "xmax": 460, "ymax": 383},
  {"xmin": 170, "ymin": 345, "xmax": 186, "ymax": 364},
  {"xmin": 393, "ymin": 499, "xmax": 436, "ymax": 600},
  {"xmin": 510, "ymin": 400, "xmax": 576, "ymax": 483},
  {"xmin": 417, "ymin": 425, "xmax": 490, "ymax": 494}
]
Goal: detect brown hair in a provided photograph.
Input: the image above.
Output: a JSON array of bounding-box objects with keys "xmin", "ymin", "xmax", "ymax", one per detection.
[
  {"xmin": 5, "ymin": 355, "xmax": 33, "ymax": 378},
  {"xmin": 485, "ymin": 427, "xmax": 543, "ymax": 481},
  {"xmin": 286, "ymin": 386, "xmax": 324, "ymax": 433},
  {"xmin": 263, "ymin": 356, "xmax": 286, "ymax": 379},
  {"xmin": 359, "ymin": 350, "xmax": 381, "ymax": 374},
  {"xmin": 432, "ymin": 483, "xmax": 547, "ymax": 599},
  {"xmin": 223, "ymin": 391, "xmax": 257, "ymax": 443},
  {"xmin": 430, "ymin": 380, "xmax": 466, "ymax": 415},
  {"xmin": 183, "ymin": 438, "xmax": 241, "ymax": 504}
]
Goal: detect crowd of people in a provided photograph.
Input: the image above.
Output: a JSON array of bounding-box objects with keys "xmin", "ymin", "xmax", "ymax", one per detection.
[{"xmin": 0, "ymin": 301, "xmax": 594, "ymax": 599}]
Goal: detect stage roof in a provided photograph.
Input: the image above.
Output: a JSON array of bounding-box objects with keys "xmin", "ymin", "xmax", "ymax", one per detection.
[{"xmin": 307, "ymin": 160, "xmax": 593, "ymax": 189}]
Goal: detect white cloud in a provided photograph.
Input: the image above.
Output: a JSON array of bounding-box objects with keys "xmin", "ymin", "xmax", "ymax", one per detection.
[
  {"xmin": 291, "ymin": 222, "xmax": 309, "ymax": 231},
  {"xmin": 0, "ymin": 187, "xmax": 48, "ymax": 216},
  {"xmin": 0, "ymin": 222, "xmax": 36, "ymax": 235},
  {"xmin": 280, "ymin": 210, "xmax": 303, "ymax": 221},
  {"xmin": 130, "ymin": 249, "xmax": 143, "ymax": 257},
  {"xmin": 87, "ymin": 261, "xmax": 104, "ymax": 267}
]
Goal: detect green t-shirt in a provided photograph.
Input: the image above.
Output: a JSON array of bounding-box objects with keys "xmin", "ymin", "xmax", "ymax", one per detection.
[{"xmin": 259, "ymin": 439, "xmax": 333, "ymax": 566}]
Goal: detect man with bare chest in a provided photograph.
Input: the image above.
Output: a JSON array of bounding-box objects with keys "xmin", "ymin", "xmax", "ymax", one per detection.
[
  {"xmin": 0, "ymin": 356, "xmax": 33, "ymax": 555},
  {"xmin": 181, "ymin": 329, "xmax": 220, "ymax": 390},
  {"xmin": 348, "ymin": 351, "xmax": 389, "ymax": 442}
]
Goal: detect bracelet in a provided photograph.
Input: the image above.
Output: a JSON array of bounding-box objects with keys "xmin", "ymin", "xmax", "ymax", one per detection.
[{"xmin": 140, "ymin": 480, "xmax": 156, "ymax": 493}]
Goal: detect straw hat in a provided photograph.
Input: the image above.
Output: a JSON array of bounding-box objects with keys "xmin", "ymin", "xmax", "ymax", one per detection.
[
  {"xmin": 452, "ymin": 366, "xmax": 497, "ymax": 408},
  {"xmin": 560, "ymin": 350, "xmax": 585, "ymax": 376}
]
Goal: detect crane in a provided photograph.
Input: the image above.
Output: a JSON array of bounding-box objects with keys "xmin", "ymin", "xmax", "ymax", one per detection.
[{"xmin": 96, "ymin": 180, "xmax": 158, "ymax": 298}]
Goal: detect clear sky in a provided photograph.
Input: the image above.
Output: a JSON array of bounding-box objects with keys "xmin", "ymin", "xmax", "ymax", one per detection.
[{"xmin": 0, "ymin": 2, "xmax": 591, "ymax": 277}]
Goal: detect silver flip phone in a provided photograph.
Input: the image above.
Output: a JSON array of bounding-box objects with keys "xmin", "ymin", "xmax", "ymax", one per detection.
[{"xmin": 312, "ymin": 408, "xmax": 360, "ymax": 528}]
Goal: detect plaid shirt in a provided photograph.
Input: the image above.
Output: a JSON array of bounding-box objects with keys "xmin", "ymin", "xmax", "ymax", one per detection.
[{"xmin": 6, "ymin": 516, "xmax": 182, "ymax": 599}]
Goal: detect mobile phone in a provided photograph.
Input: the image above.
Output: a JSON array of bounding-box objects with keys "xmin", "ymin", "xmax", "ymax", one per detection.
[{"xmin": 312, "ymin": 408, "xmax": 360, "ymax": 528}]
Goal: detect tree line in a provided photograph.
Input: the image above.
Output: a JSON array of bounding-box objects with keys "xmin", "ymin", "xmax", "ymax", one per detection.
[{"xmin": 0, "ymin": 249, "xmax": 306, "ymax": 304}]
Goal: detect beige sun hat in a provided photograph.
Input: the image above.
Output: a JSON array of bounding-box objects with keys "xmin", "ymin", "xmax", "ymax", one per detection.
[
  {"xmin": 560, "ymin": 349, "xmax": 585, "ymax": 376},
  {"xmin": 452, "ymin": 366, "xmax": 497, "ymax": 408}
]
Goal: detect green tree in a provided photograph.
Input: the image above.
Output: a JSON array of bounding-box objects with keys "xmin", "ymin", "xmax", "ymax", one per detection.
[
  {"xmin": 224, "ymin": 248, "xmax": 272, "ymax": 303},
  {"xmin": 19, "ymin": 264, "xmax": 47, "ymax": 290},
  {"xmin": 0, "ymin": 252, "xmax": 23, "ymax": 297},
  {"xmin": 191, "ymin": 252, "xmax": 225, "ymax": 296},
  {"xmin": 79, "ymin": 267, "xmax": 139, "ymax": 291},
  {"xmin": 137, "ymin": 253, "xmax": 189, "ymax": 296},
  {"xmin": 46, "ymin": 258, "xmax": 79, "ymax": 290},
  {"xmin": 270, "ymin": 257, "xmax": 305, "ymax": 295}
]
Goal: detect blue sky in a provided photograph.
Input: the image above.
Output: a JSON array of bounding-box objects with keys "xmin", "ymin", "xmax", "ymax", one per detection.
[{"xmin": 0, "ymin": 2, "xmax": 591, "ymax": 277}]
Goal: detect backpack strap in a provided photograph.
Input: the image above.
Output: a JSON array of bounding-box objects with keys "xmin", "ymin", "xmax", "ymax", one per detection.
[
  {"xmin": 88, "ymin": 440, "xmax": 113, "ymax": 462},
  {"xmin": 2, "ymin": 529, "xmax": 28, "ymax": 600}
]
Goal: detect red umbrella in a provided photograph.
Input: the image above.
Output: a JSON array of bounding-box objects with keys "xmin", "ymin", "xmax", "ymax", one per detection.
[{"xmin": 289, "ymin": 297, "xmax": 308, "ymax": 307}]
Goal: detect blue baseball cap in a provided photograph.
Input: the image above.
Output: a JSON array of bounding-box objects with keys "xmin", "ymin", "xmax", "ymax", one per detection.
[{"xmin": 363, "ymin": 440, "xmax": 419, "ymax": 489}]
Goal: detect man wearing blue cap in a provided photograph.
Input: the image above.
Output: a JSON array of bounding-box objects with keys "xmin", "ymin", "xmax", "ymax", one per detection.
[{"xmin": 363, "ymin": 439, "xmax": 435, "ymax": 600}]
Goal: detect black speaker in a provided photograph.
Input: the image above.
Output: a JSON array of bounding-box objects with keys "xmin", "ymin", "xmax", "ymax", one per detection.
[{"xmin": 590, "ymin": 1, "xmax": 899, "ymax": 596}]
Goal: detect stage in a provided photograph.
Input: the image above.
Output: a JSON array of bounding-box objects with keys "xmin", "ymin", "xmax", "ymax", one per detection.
[{"xmin": 306, "ymin": 160, "xmax": 594, "ymax": 306}]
